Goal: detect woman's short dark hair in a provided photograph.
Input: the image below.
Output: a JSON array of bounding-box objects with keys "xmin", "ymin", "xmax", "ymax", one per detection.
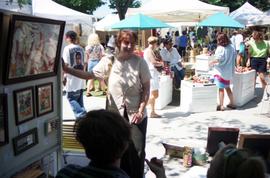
[
  {"xmin": 217, "ymin": 33, "xmax": 230, "ymax": 47},
  {"xmin": 65, "ymin": 31, "xmax": 77, "ymax": 42},
  {"xmin": 207, "ymin": 144, "xmax": 266, "ymax": 178},
  {"xmin": 116, "ymin": 30, "xmax": 138, "ymax": 49},
  {"xmin": 75, "ymin": 109, "xmax": 131, "ymax": 165}
]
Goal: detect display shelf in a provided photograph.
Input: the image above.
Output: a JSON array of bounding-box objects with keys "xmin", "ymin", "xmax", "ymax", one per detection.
[
  {"xmin": 180, "ymin": 80, "xmax": 217, "ymax": 113},
  {"xmin": 155, "ymin": 75, "xmax": 173, "ymax": 110},
  {"xmin": 195, "ymin": 54, "xmax": 215, "ymax": 72},
  {"xmin": 224, "ymin": 70, "xmax": 256, "ymax": 107}
]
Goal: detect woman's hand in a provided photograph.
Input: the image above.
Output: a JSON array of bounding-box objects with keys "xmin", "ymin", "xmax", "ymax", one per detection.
[
  {"xmin": 209, "ymin": 60, "xmax": 218, "ymax": 67},
  {"xmin": 131, "ymin": 111, "xmax": 144, "ymax": 124},
  {"xmin": 145, "ymin": 157, "xmax": 166, "ymax": 178}
]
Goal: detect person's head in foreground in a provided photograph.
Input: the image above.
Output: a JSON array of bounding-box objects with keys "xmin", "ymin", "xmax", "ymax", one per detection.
[
  {"xmin": 115, "ymin": 30, "xmax": 138, "ymax": 60},
  {"xmin": 76, "ymin": 109, "xmax": 131, "ymax": 166},
  {"xmin": 207, "ymin": 144, "xmax": 266, "ymax": 178}
]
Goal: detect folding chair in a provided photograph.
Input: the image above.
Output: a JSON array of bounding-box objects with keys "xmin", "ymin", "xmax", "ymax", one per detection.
[{"xmin": 62, "ymin": 120, "xmax": 85, "ymax": 164}]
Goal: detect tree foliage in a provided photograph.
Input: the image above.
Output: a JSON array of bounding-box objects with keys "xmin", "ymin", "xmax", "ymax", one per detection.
[
  {"xmin": 108, "ymin": 0, "xmax": 141, "ymax": 20},
  {"xmin": 201, "ymin": 0, "xmax": 270, "ymax": 12},
  {"xmin": 53, "ymin": 0, "xmax": 105, "ymax": 14},
  {"xmin": 8, "ymin": 0, "xmax": 31, "ymax": 8}
]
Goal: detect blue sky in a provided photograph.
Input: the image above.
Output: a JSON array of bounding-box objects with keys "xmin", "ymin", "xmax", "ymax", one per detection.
[{"xmin": 93, "ymin": 0, "xmax": 149, "ymax": 18}]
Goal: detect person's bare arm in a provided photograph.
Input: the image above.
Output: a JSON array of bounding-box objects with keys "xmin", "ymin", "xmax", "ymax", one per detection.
[
  {"xmin": 246, "ymin": 47, "xmax": 252, "ymax": 67},
  {"xmin": 62, "ymin": 58, "xmax": 94, "ymax": 80}
]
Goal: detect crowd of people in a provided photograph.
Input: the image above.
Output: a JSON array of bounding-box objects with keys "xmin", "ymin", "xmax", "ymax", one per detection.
[{"xmin": 60, "ymin": 27, "xmax": 270, "ymax": 178}]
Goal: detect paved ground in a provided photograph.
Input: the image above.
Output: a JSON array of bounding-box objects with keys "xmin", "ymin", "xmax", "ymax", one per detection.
[{"xmin": 62, "ymin": 86, "xmax": 270, "ymax": 178}]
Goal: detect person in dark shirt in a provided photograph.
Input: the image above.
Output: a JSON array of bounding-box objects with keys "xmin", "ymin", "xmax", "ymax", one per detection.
[
  {"xmin": 56, "ymin": 109, "xmax": 167, "ymax": 178},
  {"xmin": 56, "ymin": 110, "xmax": 131, "ymax": 178}
]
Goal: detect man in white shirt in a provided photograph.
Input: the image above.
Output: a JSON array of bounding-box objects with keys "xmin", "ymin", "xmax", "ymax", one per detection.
[
  {"xmin": 160, "ymin": 38, "xmax": 185, "ymax": 89},
  {"xmin": 62, "ymin": 31, "xmax": 87, "ymax": 119}
]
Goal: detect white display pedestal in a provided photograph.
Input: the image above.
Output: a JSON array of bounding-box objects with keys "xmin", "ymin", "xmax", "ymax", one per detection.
[
  {"xmin": 180, "ymin": 80, "xmax": 217, "ymax": 113},
  {"xmin": 225, "ymin": 70, "xmax": 256, "ymax": 107},
  {"xmin": 155, "ymin": 75, "xmax": 173, "ymax": 110},
  {"xmin": 195, "ymin": 54, "xmax": 215, "ymax": 76}
]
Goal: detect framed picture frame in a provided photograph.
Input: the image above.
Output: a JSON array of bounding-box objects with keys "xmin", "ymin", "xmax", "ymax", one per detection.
[
  {"xmin": 13, "ymin": 87, "xmax": 35, "ymax": 125},
  {"xmin": 0, "ymin": 12, "xmax": 3, "ymax": 41},
  {"xmin": 0, "ymin": 94, "xmax": 8, "ymax": 146},
  {"xmin": 4, "ymin": 14, "xmax": 65, "ymax": 84},
  {"xmin": 36, "ymin": 82, "xmax": 53, "ymax": 116},
  {"xmin": 238, "ymin": 134, "xmax": 270, "ymax": 159},
  {"xmin": 206, "ymin": 127, "xmax": 239, "ymax": 156},
  {"xmin": 13, "ymin": 128, "xmax": 38, "ymax": 156}
]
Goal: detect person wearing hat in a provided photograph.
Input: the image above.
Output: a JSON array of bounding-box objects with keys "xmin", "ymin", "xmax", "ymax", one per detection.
[{"xmin": 62, "ymin": 30, "xmax": 87, "ymax": 120}]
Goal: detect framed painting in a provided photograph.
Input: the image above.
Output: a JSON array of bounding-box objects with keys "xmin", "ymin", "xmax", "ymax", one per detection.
[
  {"xmin": 13, "ymin": 87, "xmax": 35, "ymax": 125},
  {"xmin": 13, "ymin": 128, "xmax": 38, "ymax": 156},
  {"xmin": 4, "ymin": 14, "xmax": 65, "ymax": 84},
  {"xmin": 36, "ymin": 82, "xmax": 53, "ymax": 116},
  {"xmin": 238, "ymin": 134, "xmax": 270, "ymax": 160},
  {"xmin": 0, "ymin": 94, "xmax": 8, "ymax": 146},
  {"xmin": 206, "ymin": 127, "xmax": 239, "ymax": 156}
]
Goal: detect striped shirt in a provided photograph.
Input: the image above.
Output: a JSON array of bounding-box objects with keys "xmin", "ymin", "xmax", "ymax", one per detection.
[{"xmin": 56, "ymin": 164, "xmax": 129, "ymax": 178}]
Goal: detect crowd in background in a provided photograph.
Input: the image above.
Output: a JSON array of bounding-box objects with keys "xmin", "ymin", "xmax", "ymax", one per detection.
[{"xmin": 61, "ymin": 26, "xmax": 270, "ymax": 178}]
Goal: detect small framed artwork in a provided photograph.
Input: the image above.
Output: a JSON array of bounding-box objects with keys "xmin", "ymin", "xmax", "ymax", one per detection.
[
  {"xmin": 13, "ymin": 128, "xmax": 38, "ymax": 156},
  {"xmin": 206, "ymin": 127, "xmax": 239, "ymax": 156},
  {"xmin": 238, "ymin": 134, "xmax": 270, "ymax": 160},
  {"xmin": 3, "ymin": 14, "xmax": 65, "ymax": 84},
  {"xmin": 36, "ymin": 83, "xmax": 53, "ymax": 117},
  {"xmin": 0, "ymin": 12, "xmax": 3, "ymax": 41},
  {"xmin": 0, "ymin": 94, "xmax": 8, "ymax": 146},
  {"xmin": 13, "ymin": 87, "xmax": 35, "ymax": 125}
]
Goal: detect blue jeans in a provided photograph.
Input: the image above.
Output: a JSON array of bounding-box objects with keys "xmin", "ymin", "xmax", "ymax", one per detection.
[
  {"xmin": 171, "ymin": 66, "xmax": 185, "ymax": 89},
  {"xmin": 67, "ymin": 89, "xmax": 86, "ymax": 119}
]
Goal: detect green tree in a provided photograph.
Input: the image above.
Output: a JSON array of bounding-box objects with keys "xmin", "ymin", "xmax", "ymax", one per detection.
[
  {"xmin": 201, "ymin": 0, "xmax": 270, "ymax": 12},
  {"xmin": 7, "ymin": 0, "xmax": 31, "ymax": 8},
  {"xmin": 53, "ymin": 0, "xmax": 105, "ymax": 14},
  {"xmin": 108, "ymin": 0, "xmax": 141, "ymax": 20}
]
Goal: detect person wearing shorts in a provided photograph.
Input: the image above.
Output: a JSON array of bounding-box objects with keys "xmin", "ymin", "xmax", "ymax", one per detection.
[
  {"xmin": 247, "ymin": 31, "xmax": 269, "ymax": 89},
  {"xmin": 144, "ymin": 36, "xmax": 164, "ymax": 118},
  {"xmin": 210, "ymin": 33, "xmax": 237, "ymax": 111}
]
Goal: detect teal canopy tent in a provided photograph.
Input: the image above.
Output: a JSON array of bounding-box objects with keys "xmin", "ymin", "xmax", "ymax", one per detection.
[
  {"xmin": 198, "ymin": 12, "xmax": 244, "ymax": 28},
  {"xmin": 111, "ymin": 13, "xmax": 171, "ymax": 29}
]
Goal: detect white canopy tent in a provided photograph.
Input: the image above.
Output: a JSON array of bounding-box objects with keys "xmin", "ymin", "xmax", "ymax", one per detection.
[
  {"xmin": 93, "ymin": 14, "xmax": 120, "ymax": 31},
  {"xmin": 32, "ymin": 0, "xmax": 94, "ymax": 26},
  {"xmin": 127, "ymin": 0, "xmax": 229, "ymax": 24},
  {"xmin": 230, "ymin": 2, "xmax": 263, "ymax": 26},
  {"xmin": 247, "ymin": 10, "xmax": 270, "ymax": 26}
]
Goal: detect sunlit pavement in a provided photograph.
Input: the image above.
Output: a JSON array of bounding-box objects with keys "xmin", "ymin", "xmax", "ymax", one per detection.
[{"xmin": 62, "ymin": 86, "xmax": 270, "ymax": 178}]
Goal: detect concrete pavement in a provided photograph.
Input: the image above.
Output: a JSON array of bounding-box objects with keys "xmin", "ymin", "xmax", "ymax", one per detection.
[{"xmin": 62, "ymin": 86, "xmax": 270, "ymax": 178}]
